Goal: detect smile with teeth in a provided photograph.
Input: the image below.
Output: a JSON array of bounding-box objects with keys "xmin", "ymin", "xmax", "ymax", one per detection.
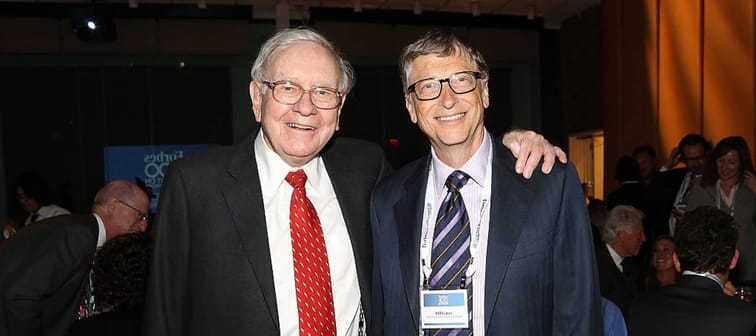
[
  {"xmin": 287, "ymin": 122, "xmax": 315, "ymax": 130},
  {"xmin": 436, "ymin": 113, "xmax": 465, "ymax": 121}
]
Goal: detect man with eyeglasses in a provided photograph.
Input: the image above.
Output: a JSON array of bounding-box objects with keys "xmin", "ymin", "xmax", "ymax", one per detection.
[
  {"xmin": 0, "ymin": 179, "xmax": 149, "ymax": 336},
  {"xmin": 370, "ymin": 30, "xmax": 601, "ymax": 335},
  {"xmin": 647, "ymin": 134, "xmax": 712, "ymax": 236},
  {"xmin": 144, "ymin": 27, "xmax": 565, "ymax": 336}
]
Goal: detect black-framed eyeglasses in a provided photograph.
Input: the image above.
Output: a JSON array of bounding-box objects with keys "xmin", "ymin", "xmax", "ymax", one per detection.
[
  {"xmin": 261, "ymin": 80, "xmax": 343, "ymax": 110},
  {"xmin": 407, "ymin": 71, "xmax": 484, "ymax": 101},
  {"xmin": 117, "ymin": 199, "xmax": 148, "ymax": 223}
]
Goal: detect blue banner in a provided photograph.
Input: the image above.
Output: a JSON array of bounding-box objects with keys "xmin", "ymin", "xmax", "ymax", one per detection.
[{"xmin": 104, "ymin": 144, "xmax": 217, "ymax": 212}]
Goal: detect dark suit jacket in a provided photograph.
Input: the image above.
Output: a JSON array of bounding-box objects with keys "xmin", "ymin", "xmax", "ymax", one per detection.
[
  {"xmin": 628, "ymin": 275, "xmax": 756, "ymax": 336},
  {"xmin": 595, "ymin": 243, "xmax": 641, "ymax": 316},
  {"xmin": 606, "ymin": 182, "xmax": 649, "ymax": 212},
  {"xmin": 646, "ymin": 168, "xmax": 688, "ymax": 237},
  {"xmin": 370, "ymin": 137, "xmax": 602, "ymax": 335},
  {"xmin": 143, "ymin": 133, "xmax": 389, "ymax": 335},
  {"xmin": 0, "ymin": 214, "xmax": 99, "ymax": 336}
]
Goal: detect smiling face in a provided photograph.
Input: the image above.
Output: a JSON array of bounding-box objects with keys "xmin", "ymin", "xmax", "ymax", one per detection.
[
  {"xmin": 250, "ymin": 41, "xmax": 344, "ymax": 167},
  {"xmin": 404, "ymin": 52, "xmax": 488, "ymax": 164},
  {"xmin": 716, "ymin": 150, "xmax": 742, "ymax": 185},
  {"xmin": 652, "ymin": 238, "xmax": 675, "ymax": 271}
]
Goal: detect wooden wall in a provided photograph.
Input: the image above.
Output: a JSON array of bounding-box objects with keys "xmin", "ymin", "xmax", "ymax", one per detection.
[{"xmin": 603, "ymin": 0, "xmax": 756, "ymax": 195}]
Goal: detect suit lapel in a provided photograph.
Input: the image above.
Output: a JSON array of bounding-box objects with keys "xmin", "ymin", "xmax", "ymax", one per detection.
[
  {"xmin": 222, "ymin": 135, "xmax": 280, "ymax": 329},
  {"xmin": 321, "ymin": 144, "xmax": 373, "ymax": 315},
  {"xmin": 396, "ymin": 157, "xmax": 430, "ymax": 329},
  {"xmin": 484, "ymin": 144, "xmax": 533, "ymax": 329}
]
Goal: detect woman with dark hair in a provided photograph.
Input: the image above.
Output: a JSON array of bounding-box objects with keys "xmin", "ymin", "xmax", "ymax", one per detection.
[
  {"xmin": 3, "ymin": 171, "xmax": 70, "ymax": 238},
  {"xmin": 644, "ymin": 235, "xmax": 679, "ymax": 291},
  {"xmin": 688, "ymin": 136, "xmax": 756, "ymax": 283}
]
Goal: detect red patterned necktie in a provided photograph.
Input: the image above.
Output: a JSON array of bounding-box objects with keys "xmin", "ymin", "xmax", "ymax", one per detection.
[{"xmin": 286, "ymin": 169, "xmax": 337, "ymax": 336}]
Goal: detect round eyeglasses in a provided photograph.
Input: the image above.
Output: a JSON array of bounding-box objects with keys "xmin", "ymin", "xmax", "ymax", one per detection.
[
  {"xmin": 261, "ymin": 80, "xmax": 343, "ymax": 110},
  {"xmin": 407, "ymin": 71, "xmax": 484, "ymax": 101}
]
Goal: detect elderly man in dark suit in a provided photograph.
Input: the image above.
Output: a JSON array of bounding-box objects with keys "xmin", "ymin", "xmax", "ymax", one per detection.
[
  {"xmin": 370, "ymin": 30, "xmax": 601, "ymax": 335},
  {"xmin": 595, "ymin": 205, "xmax": 646, "ymax": 316},
  {"xmin": 0, "ymin": 179, "xmax": 149, "ymax": 336},
  {"xmin": 143, "ymin": 27, "xmax": 564, "ymax": 336},
  {"xmin": 628, "ymin": 206, "xmax": 756, "ymax": 335}
]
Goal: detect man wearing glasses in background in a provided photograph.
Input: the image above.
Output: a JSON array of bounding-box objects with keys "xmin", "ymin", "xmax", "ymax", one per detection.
[
  {"xmin": 647, "ymin": 134, "xmax": 712, "ymax": 237},
  {"xmin": 144, "ymin": 27, "xmax": 565, "ymax": 336},
  {"xmin": 370, "ymin": 30, "xmax": 601, "ymax": 335},
  {"xmin": 0, "ymin": 179, "xmax": 149, "ymax": 336}
]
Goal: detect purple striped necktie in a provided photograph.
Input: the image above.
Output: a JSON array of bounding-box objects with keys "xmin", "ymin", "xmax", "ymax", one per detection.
[{"xmin": 428, "ymin": 170, "xmax": 473, "ymax": 336}]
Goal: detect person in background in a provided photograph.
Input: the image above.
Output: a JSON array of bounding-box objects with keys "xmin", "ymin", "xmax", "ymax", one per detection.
[
  {"xmin": 370, "ymin": 30, "xmax": 600, "ymax": 335},
  {"xmin": 0, "ymin": 179, "xmax": 149, "ymax": 336},
  {"xmin": 68, "ymin": 232, "xmax": 152, "ymax": 336},
  {"xmin": 143, "ymin": 27, "xmax": 565, "ymax": 336},
  {"xmin": 647, "ymin": 134, "xmax": 711, "ymax": 237},
  {"xmin": 596, "ymin": 205, "xmax": 646, "ymax": 316},
  {"xmin": 606, "ymin": 156, "xmax": 647, "ymax": 212},
  {"xmin": 628, "ymin": 206, "xmax": 756, "ymax": 336},
  {"xmin": 643, "ymin": 235, "xmax": 678, "ymax": 291},
  {"xmin": 634, "ymin": 145, "xmax": 658, "ymax": 187},
  {"xmin": 3, "ymin": 171, "xmax": 70, "ymax": 239},
  {"xmin": 687, "ymin": 136, "xmax": 756, "ymax": 284}
]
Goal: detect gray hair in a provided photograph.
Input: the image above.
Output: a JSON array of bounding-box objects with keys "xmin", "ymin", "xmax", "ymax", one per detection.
[
  {"xmin": 398, "ymin": 30, "xmax": 489, "ymax": 93},
  {"xmin": 250, "ymin": 27, "xmax": 355, "ymax": 95},
  {"xmin": 92, "ymin": 179, "xmax": 142, "ymax": 209},
  {"xmin": 601, "ymin": 205, "xmax": 645, "ymax": 244}
]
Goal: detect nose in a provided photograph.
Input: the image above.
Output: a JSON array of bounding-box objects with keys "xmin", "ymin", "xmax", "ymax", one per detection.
[
  {"xmin": 293, "ymin": 92, "xmax": 317, "ymax": 116},
  {"xmin": 438, "ymin": 82, "xmax": 458, "ymax": 108}
]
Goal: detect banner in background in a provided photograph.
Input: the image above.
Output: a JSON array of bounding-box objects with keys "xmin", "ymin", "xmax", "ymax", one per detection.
[{"xmin": 104, "ymin": 144, "xmax": 218, "ymax": 212}]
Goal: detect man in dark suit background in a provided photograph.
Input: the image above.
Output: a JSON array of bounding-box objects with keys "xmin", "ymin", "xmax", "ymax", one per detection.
[
  {"xmin": 143, "ymin": 27, "xmax": 564, "ymax": 336},
  {"xmin": 628, "ymin": 206, "xmax": 756, "ymax": 336},
  {"xmin": 370, "ymin": 30, "xmax": 601, "ymax": 335},
  {"xmin": 0, "ymin": 179, "xmax": 150, "ymax": 336},
  {"xmin": 595, "ymin": 205, "xmax": 646, "ymax": 316},
  {"xmin": 647, "ymin": 134, "xmax": 711, "ymax": 237}
]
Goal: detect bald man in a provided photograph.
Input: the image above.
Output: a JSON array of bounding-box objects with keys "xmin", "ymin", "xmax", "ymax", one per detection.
[{"xmin": 0, "ymin": 179, "xmax": 149, "ymax": 336}]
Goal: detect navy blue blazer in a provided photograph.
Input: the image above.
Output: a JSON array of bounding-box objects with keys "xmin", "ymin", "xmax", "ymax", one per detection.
[{"xmin": 370, "ymin": 137, "xmax": 602, "ymax": 335}]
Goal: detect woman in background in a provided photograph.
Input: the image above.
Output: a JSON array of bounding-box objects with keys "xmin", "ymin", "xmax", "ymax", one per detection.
[
  {"xmin": 688, "ymin": 136, "xmax": 756, "ymax": 284},
  {"xmin": 644, "ymin": 235, "xmax": 679, "ymax": 291}
]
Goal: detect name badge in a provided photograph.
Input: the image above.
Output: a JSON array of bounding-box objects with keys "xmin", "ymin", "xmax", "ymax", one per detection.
[{"xmin": 420, "ymin": 289, "xmax": 469, "ymax": 329}]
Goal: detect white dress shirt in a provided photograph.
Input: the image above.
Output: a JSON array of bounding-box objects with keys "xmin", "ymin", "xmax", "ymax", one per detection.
[
  {"xmin": 254, "ymin": 131, "xmax": 362, "ymax": 336},
  {"xmin": 420, "ymin": 132, "xmax": 492, "ymax": 335}
]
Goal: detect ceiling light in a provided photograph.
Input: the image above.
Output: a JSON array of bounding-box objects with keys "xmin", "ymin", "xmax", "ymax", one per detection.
[
  {"xmin": 527, "ymin": 5, "xmax": 535, "ymax": 20},
  {"xmin": 472, "ymin": 1, "xmax": 480, "ymax": 16},
  {"xmin": 354, "ymin": 0, "xmax": 362, "ymax": 12},
  {"xmin": 413, "ymin": 0, "xmax": 421, "ymax": 15},
  {"xmin": 198, "ymin": 0, "xmax": 207, "ymax": 10}
]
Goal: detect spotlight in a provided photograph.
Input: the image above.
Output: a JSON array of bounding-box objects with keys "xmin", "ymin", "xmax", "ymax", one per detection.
[{"xmin": 72, "ymin": 16, "xmax": 116, "ymax": 41}]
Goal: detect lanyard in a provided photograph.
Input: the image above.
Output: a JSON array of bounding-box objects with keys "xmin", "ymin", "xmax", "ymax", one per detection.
[{"xmin": 420, "ymin": 144, "xmax": 493, "ymax": 288}]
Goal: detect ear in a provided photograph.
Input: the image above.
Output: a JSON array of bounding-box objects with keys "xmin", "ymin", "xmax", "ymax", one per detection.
[
  {"xmin": 480, "ymin": 78, "xmax": 490, "ymax": 109},
  {"xmin": 405, "ymin": 93, "xmax": 418, "ymax": 124},
  {"xmin": 335, "ymin": 96, "xmax": 347, "ymax": 131},
  {"xmin": 730, "ymin": 249, "xmax": 740, "ymax": 270},
  {"xmin": 250, "ymin": 81, "xmax": 263, "ymax": 123},
  {"xmin": 673, "ymin": 252, "xmax": 682, "ymax": 273}
]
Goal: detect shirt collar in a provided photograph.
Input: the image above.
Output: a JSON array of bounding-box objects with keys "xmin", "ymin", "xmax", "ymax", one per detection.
[
  {"xmin": 682, "ymin": 270, "xmax": 724, "ymax": 289},
  {"xmin": 430, "ymin": 130, "xmax": 491, "ymax": 193},
  {"xmin": 93, "ymin": 213, "xmax": 106, "ymax": 248},
  {"xmin": 254, "ymin": 130, "xmax": 323, "ymax": 190},
  {"xmin": 606, "ymin": 243, "xmax": 624, "ymax": 270}
]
